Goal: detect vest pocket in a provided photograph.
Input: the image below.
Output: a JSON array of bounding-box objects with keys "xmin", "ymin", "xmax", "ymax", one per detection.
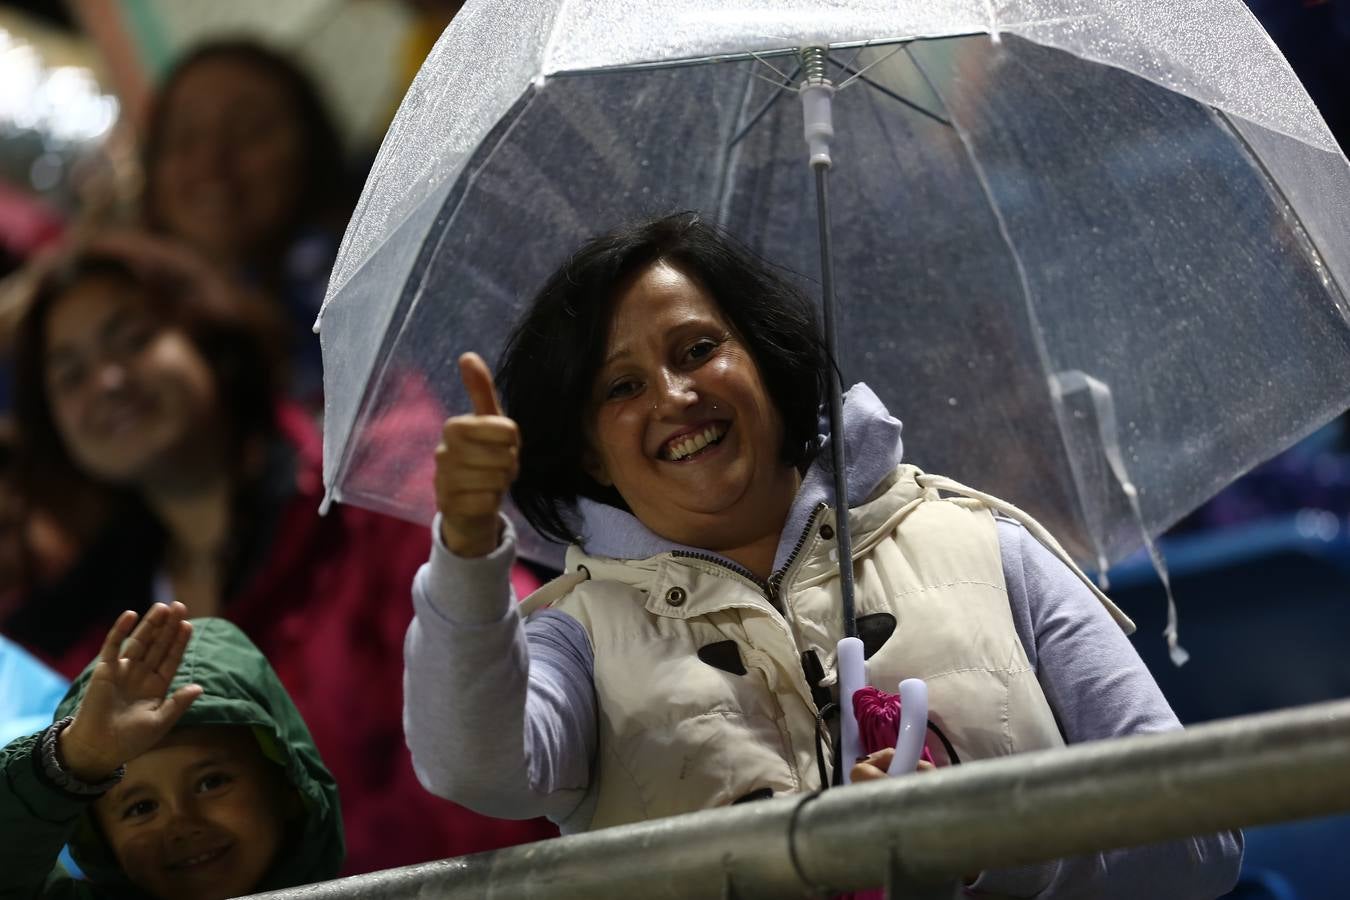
[{"xmin": 600, "ymin": 709, "xmax": 799, "ymax": 825}]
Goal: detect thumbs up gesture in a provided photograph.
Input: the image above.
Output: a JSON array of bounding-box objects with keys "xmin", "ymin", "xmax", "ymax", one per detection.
[{"xmin": 435, "ymin": 352, "xmax": 520, "ymax": 557}]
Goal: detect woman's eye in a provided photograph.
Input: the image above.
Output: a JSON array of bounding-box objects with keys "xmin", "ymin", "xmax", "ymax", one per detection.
[
  {"xmin": 606, "ymin": 379, "xmax": 639, "ymax": 400},
  {"xmin": 49, "ymin": 364, "xmax": 84, "ymax": 394},
  {"xmin": 686, "ymin": 339, "xmax": 718, "ymax": 361},
  {"xmin": 197, "ymin": 772, "xmax": 232, "ymax": 793},
  {"xmin": 122, "ymin": 799, "xmax": 156, "ymax": 820},
  {"xmin": 109, "ymin": 324, "xmax": 154, "ymax": 356}
]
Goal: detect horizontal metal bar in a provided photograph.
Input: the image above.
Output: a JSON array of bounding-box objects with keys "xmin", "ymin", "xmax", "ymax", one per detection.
[{"xmin": 249, "ymin": 698, "xmax": 1350, "ymax": 899}]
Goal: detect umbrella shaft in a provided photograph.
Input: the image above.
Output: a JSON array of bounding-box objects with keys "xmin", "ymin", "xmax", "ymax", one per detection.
[{"xmin": 814, "ymin": 163, "xmax": 857, "ymax": 639}]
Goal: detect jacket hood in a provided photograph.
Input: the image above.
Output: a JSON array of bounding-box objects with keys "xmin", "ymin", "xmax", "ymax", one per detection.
[
  {"xmin": 54, "ymin": 617, "xmax": 344, "ymax": 894},
  {"xmin": 576, "ymin": 382, "xmax": 904, "ymax": 570}
]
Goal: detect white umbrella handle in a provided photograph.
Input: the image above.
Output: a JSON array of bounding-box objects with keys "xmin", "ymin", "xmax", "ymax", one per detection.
[
  {"xmin": 887, "ymin": 678, "xmax": 929, "ymax": 776},
  {"xmin": 837, "ymin": 637, "xmax": 865, "ymax": 785}
]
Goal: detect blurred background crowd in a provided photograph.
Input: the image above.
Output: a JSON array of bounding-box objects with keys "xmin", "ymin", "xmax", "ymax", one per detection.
[{"xmin": 0, "ymin": 0, "xmax": 1346, "ymax": 895}]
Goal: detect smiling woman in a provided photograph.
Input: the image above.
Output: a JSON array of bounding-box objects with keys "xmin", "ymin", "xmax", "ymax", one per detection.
[
  {"xmin": 21, "ymin": 251, "xmax": 276, "ymax": 511},
  {"xmin": 407, "ymin": 212, "xmax": 1243, "ymax": 898},
  {"xmin": 141, "ymin": 41, "xmax": 355, "ymax": 407}
]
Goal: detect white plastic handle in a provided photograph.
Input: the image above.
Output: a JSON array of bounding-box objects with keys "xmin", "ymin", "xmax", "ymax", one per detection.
[
  {"xmin": 887, "ymin": 678, "xmax": 929, "ymax": 776},
  {"xmin": 836, "ymin": 637, "xmax": 865, "ymax": 785}
]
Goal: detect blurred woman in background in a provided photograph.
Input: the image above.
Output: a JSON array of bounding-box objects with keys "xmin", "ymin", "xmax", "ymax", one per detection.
[{"xmin": 142, "ymin": 40, "xmax": 354, "ymax": 407}]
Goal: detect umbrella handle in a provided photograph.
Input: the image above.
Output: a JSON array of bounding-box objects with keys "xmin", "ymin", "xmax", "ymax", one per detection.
[
  {"xmin": 837, "ymin": 637, "xmax": 865, "ymax": 785},
  {"xmin": 887, "ymin": 678, "xmax": 930, "ymax": 777}
]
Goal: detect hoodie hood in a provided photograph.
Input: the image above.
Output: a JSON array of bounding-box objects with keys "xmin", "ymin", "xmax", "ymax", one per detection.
[
  {"xmin": 577, "ymin": 383, "xmax": 904, "ymax": 571},
  {"xmin": 54, "ymin": 617, "xmax": 344, "ymax": 895}
]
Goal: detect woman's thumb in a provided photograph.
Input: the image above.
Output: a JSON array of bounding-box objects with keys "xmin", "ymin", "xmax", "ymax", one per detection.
[{"xmin": 458, "ymin": 352, "xmax": 503, "ymax": 416}]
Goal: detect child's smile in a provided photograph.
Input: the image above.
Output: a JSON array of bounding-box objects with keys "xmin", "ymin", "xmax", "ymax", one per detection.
[{"xmin": 95, "ymin": 726, "xmax": 293, "ymax": 900}]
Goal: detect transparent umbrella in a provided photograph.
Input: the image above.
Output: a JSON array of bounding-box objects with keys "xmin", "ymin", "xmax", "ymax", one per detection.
[{"xmin": 315, "ymin": 0, "xmax": 1350, "ymax": 633}]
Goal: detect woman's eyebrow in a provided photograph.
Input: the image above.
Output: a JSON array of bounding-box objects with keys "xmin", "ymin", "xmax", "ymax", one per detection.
[
  {"xmin": 600, "ymin": 345, "xmax": 633, "ymax": 369},
  {"xmin": 46, "ymin": 345, "xmax": 80, "ymax": 369},
  {"xmin": 97, "ymin": 309, "xmax": 139, "ymax": 342}
]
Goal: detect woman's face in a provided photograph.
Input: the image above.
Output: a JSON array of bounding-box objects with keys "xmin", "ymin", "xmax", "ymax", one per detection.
[
  {"xmin": 43, "ymin": 274, "xmax": 218, "ymax": 485},
  {"xmin": 150, "ymin": 57, "xmax": 308, "ymax": 266},
  {"xmin": 584, "ymin": 262, "xmax": 801, "ymax": 552}
]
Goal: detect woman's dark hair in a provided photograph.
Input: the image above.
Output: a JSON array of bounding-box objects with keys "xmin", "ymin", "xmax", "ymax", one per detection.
[
  {"xmin": 11, "ymin": 251, "xmax": 283, "ymax": 519},
  {"xmin": 143, "ymin": 40, "xmax": 350, "ymax": 268},
  {"xmin": 498, "ymin": 212, "xmax": 829, "ymax": 544}
]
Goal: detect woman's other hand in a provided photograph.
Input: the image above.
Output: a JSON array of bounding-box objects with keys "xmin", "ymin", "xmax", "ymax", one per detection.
[
  {"xmin": 850, "ymin": 747, "xmax": 937, "ymax": 782},
  {"xmin": 59, "ymin": 602, "xmax": 203, "ymax": 781},
  {"xmin": 436, "ymin": 352, "xmax": 520, "ymax": 557}
]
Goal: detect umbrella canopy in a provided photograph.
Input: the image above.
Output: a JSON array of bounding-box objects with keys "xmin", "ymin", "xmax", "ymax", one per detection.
[{"xmin": 316, "ymin": 0, "xmax": 1350, "ymax": 572}]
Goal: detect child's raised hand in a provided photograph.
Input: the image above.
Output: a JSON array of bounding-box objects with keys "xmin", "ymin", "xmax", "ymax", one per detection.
[
  {"xmin": 59, "ymin": 603, "xmax": 203, "ymax": 781},
  {"xmin": 435, "ymin": 352, "xmax": 520, "ymax": 557}
]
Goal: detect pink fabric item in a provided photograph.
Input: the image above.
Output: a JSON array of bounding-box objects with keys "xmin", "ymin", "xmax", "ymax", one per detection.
[{"xmin": 853, "ymin": 685, "xmax": 936, "ymax": 763}]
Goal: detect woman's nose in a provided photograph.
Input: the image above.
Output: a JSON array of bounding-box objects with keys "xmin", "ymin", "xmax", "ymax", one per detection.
[
  {"xmin": 94, "ymin": 361, "xmax": 128, "ymax": 393},
  {"xmin": 653, "ymin": 369, "xmax": 697, "ymax": 412}
]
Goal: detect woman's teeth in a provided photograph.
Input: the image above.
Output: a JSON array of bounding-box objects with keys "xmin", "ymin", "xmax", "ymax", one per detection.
[{"xmin": 666, "ymin": 424, "xmax": 727, "ymax": 461}]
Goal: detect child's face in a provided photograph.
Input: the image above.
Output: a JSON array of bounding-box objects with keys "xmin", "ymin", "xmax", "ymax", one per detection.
[{"xmin": 93, "ymin": 725, "xmax": 292, "ymax": 900}]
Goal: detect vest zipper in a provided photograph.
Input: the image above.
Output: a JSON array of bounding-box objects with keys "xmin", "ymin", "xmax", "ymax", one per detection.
[
  {"xmin": 669, "ymin": 502, "xmax": 829, "ymax": 607},
  {"xmin": 672, "ymin": 502, "xmax": 837, "ymax": 790},
  {"xmin": 668, "ymin": 551, "xmax": 772, "ymax": 595},
  {"xmin": 766, "ymin": 502, "xmax": 828, "ymax": 605}
]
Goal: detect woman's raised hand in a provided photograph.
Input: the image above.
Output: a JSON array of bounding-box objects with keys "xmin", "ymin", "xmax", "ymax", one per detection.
[
  {"xmin": 59, "ymin": 602, "xmax": 203, "ymax": 781},
  {"xmin": 849, "ymin": 747, "xmax": 937, "ymax": 782},
  {"xmin": 435, "ymin": 352, "xmax": 520, "ymax": 557}
]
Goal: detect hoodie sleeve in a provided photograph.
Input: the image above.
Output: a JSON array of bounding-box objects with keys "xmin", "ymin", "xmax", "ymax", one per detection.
[
  {"xmin": 963, "ymin": 518, "xmax": 1243, "ymax": 899},
  {"xmin": 0, "ymin": 731, "xmax": 98, "ymax": 900},
  {"xmin": 404, "ymin": 515, "xmax": 597, "ymax": 829}
]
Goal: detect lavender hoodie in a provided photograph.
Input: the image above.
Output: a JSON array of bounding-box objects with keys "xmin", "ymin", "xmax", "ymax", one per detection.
[{"xmin": 404, "ymin": 385, "xmax": 1242, "ymax": 898}]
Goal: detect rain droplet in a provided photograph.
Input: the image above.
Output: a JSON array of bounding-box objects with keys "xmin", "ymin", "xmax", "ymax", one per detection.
[{"xmin": 947, "ymin": 397, "xmax": 958, "ymax": 406}]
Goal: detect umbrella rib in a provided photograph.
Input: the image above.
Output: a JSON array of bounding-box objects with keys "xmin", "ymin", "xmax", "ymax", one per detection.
[
  {"xmin": 727, "ymin": 63, "xmax": 802, "ymax": 149},
  {"xmin": 747, "ymin": 48, "xmax": 795, "ymax": 84},
  {"xmin": 833, "ymin": 62, "xmax": 952, "ymax": 128},
  {"xmin": 837, "ymin": 39, "xmax": 878, "ymax": 80},
  {"xmin": 716, "ymin": 61, "xmax": 766, "ymax": 224},
  {"xmin": 832, "ymin": 42, "xmax": 907, "ymax": 91}
]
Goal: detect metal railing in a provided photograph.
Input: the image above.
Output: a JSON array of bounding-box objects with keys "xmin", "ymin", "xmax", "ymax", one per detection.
[{"xmin": 249, "ymin": 698, "xmax": 1350, "ymax": 899}]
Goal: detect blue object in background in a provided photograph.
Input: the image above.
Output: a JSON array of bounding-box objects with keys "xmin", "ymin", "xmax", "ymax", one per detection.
[
  {"xmin": 0, "ymin": 633, "xmax": 67, "ymax": 745},
  {"xmin": 1, "ymin": 633, "xmax": 82, "ymax": 878},
  {"xmin": 1108, "ymin": 507, "xmax": 1350, "ymax": 900}
]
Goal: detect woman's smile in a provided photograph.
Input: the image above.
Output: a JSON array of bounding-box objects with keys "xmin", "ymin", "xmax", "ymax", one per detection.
[{"xmin": 658, "ymin": 421, "xmax": 730, "ymax": 462}]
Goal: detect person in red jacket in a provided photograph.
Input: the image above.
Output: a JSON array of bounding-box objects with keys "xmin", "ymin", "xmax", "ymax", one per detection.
[{"xmin": 2, "ymin": 232, "xmax": 555, "ymax": 874}]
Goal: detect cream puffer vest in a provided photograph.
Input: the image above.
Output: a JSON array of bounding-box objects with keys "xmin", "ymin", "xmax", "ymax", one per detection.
[{"xmin": 521, "ymin": 465, "xmax": 1132, "ymax": 831}]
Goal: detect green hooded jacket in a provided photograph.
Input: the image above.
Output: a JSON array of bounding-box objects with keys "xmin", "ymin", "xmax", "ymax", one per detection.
[{"xmin": 0, "ymin": 618, "xmax": 344, "ymax": 899}]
